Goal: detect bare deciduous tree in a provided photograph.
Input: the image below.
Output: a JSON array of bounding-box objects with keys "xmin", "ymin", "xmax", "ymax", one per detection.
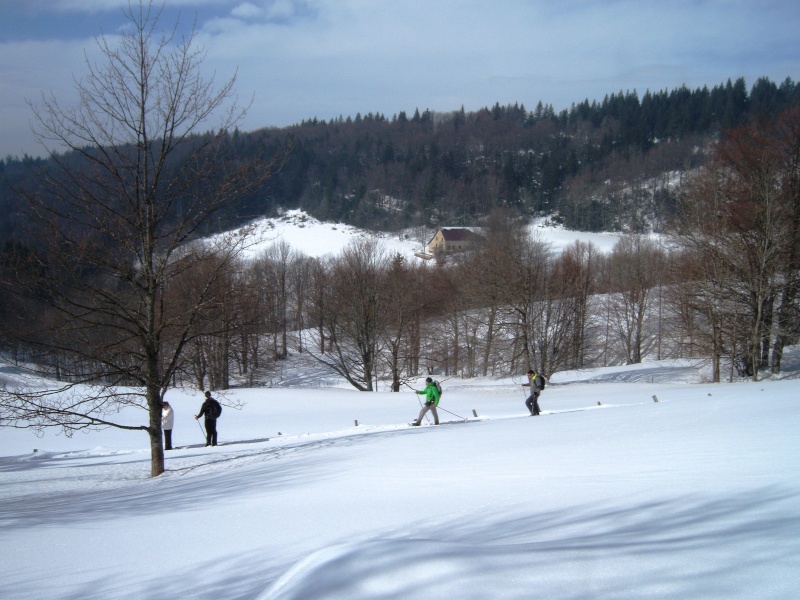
[
  {"xmin": 606, "ymin": 235, "xmax": 665, "ymax": 364},
  {"xmin": 0, "ymin": 2, "xmax": 280, "ymax": 476},
  {"xmin": 310, "ymin": 238, "xmax": 389, "ymax": 391},
  {"xmin": 770, "ymin": 107, "xmax": 800, "ymax": 373},
  {"xmin": 670, "ymin": 160, "xmax": 741, "ymax": 381},
  {"xmin": 669, "ymin": 112, "xmax": 799, "ymax": 380},
  {"xmin": 557, "ymin": 240, "xmax": 601, "ymax": 369},
  {"xmin": 380, "ymin": 254, "xmax": 430, "ymax": 390}
]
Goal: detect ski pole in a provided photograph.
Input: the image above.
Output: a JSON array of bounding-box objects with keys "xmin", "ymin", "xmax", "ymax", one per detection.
[
  {"xmin": 403, "ymin": 381, "xmax": 431, "ymax": 424},
  {"xmin": 437, "ymin": 405, "xmax": 467, "ymax": 421},
  {"xmin": 415, "ymin": 394, "xmax": 432, "ymax": 425},
  {"xmin": 521, "ymin": 379, "xmax": 531, "ymax": 400},
  {"xmin": 197, "ymin": 418, "xmax": 206, "ymax": 441}
]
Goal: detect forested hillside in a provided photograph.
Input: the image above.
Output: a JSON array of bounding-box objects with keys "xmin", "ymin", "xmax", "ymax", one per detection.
[
  {"xmin": 2, "ymin": 76, "xmax": 799, "ymax": 241},
  {"xmin": 3, "ymin": 67, "xmax": 800, "ymax": 446}
]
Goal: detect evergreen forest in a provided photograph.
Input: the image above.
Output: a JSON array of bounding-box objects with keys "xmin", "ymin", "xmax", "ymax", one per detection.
[{"xmin": 3, "ymin": 75, "xmax": 800, "ymax": 242}]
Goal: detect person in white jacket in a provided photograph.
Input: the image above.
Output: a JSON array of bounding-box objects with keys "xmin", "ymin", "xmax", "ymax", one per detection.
[{"xmin": 162, "ymin": 401, "xmax": 175, "ymax": 450}]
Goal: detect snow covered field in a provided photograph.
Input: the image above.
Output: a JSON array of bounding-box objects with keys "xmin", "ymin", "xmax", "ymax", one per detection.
[
  {"xmin": 2, "ymin": 357, "xmax": 799, "ymax": 599},
  {"xmin": 2, "ymin": 215, "xmax": 797, "ymax": 598},
  {"xmin": 215, "ymin": 209, "xmax": 624, "ymax": 261}
]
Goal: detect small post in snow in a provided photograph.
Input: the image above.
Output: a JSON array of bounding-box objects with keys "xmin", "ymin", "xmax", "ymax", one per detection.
[
  {"xmin": 354, "ymin": 419, "xmax": 359, "ymax": 427},
  {"xmin": 472, "ymin": 409, "xmax": 478, "ymax": 417},
  {"xmin": 652, "ymin": 395, "xmax": 660, "ymax": 403}
]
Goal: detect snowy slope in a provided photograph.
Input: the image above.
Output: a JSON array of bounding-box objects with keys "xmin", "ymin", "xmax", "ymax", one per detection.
[
  {"xmin": 1, "ymin": 358, "xmax": 799, "ymax": 599},
  {"xmin": 208, "ymin": 209, "xmax": 623, "ymax": 261},
  {"xmin": 1, "ymin": 216, "xmax": 795, "ymax": 599}
]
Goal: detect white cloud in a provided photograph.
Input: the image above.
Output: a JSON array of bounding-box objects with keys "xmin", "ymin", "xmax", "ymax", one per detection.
[
  {"xmin": 231, "ymin": 2, "xmax": 265, "ymax": 20},
  {"xmin": 264, "ymin": 0, "xmax": 303, "ymax": 21}
]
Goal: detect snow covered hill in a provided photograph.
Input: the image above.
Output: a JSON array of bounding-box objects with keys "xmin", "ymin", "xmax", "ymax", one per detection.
[
  {"xmin": 210, "ymin": 209, "xmax": 625, "ymax": 261},
  {"xmin": 1, "ymin": 357, "xmax": 799, "ymax": 599}
]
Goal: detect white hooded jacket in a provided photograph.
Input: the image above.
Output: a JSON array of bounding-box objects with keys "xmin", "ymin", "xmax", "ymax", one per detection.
[{"xmin": 162, "ymin": 405, "xmax": 174, "ymax": 430}]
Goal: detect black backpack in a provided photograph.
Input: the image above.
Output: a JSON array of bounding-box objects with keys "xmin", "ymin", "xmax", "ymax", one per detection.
[
  {"xmin": 210, "ymin": 399, "xmax": 222, "ymax": 419},
  {"xmin": 538, "ymin": 375, "xmax": 546, "ymax": 390}
]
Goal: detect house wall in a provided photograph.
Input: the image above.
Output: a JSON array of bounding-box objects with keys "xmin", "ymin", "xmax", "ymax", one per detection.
[
  {"xmin": 428, "ymin": 230, "xmax": 446, "ymax": 253},
  {"xmin": 428, "ymin": 228, "xmax": 477, "ymax": 254}
]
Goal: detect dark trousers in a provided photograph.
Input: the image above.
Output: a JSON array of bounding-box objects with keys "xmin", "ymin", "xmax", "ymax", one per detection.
[
  {"xmin": 205, "ymin": 419, "xmax": 218, "ymax": 446},
  {"xmin": 526, "ymin": 392, "xmax": 541, "ymax": 415},
  {"xmin": 164, "ymin": 429, "xmax": 173, "ymax": 450}
]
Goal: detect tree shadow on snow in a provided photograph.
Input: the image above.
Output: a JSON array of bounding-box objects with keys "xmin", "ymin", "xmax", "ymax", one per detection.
[
  {"xmin": 245, "ymin": 486, "xmax": 800, "ymax": 600},
  {"xmin": 0, "ymin": 428, "xmax": 414, "ymax": 530},
  {"xmin": 4, "ymin": 484, "xmax": 799, "ymax": 599}
]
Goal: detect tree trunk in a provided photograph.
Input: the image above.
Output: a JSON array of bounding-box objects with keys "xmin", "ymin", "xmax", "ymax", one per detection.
[
  {"xmin": 147, "ymin": 384, "xmax": 165, "ymax": 477},
  {"xmin": 482, "ymin": 307, "xmax": 496, "ymax": 377}
]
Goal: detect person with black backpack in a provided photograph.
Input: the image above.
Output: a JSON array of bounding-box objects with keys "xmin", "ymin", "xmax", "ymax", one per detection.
[
  {"xmin": 522, "ymin": 369, "xmax": 545, "ymax": 416},
  {"xmin": 195, "ymin": 390, "xmax": 222, "ymax": 446}
]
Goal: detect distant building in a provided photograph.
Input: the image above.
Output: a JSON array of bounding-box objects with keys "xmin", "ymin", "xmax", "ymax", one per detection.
[{"xmin": 427, "ymin": 227, "xmax": 482, "ymax": 255}]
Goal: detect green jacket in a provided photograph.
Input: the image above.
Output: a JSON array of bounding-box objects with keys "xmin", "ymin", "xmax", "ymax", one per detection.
[{"xmin": 417, "ymin": 382, "xmax": 440, "ymax": 405}]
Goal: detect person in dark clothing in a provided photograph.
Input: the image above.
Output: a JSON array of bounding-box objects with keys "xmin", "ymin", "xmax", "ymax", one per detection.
[
  {"xmin": 195, "ymin": 391, "xmax": 221, "ymax": 446},
  {"xmin": 522, "ymin": 369, "xmax": 543, "ymax": 416}
]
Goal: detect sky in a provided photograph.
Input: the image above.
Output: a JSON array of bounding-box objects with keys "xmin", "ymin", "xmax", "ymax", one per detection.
[{"xmin": 2, "ymin": 1, "xmax": 800, "ymax": 157}]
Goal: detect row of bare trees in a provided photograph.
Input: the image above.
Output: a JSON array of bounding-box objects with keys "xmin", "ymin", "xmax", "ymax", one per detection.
[
  {"xmin": 169, "ymin": 223, "xmax": 675, "ymax": 393},
  {"xmin": 15, "ymin": 170, "xmax": 800, "ymax": 396},
  {"xmin": 294, "ymin": 121, "xmax": 800, "ymax": 386},
  {"xmin": 669, "ymin": 106, "xmax": 800, "ymax": 381}
]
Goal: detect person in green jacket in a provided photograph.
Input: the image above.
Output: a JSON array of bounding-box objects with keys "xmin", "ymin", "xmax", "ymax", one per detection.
[{"xmin": 412, "ymin": 377, "xmax": 440, "ymax": 425}]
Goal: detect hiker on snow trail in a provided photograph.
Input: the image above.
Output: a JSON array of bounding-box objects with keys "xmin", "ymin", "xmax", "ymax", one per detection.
[
  {"xmin": 412, "ymin": 377, "xmax": 440, "ymax": 426},
  {"xmin": 195, "ymin": 391, "xmax": 221, "ymax": 446},
  {"xmin": 522, "ymin": 369, "xmax": 544, "ymax": 416}
]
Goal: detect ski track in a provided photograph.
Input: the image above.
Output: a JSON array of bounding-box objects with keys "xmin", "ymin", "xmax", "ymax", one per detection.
[{"xmin": 0, "ymin": 400, "xmax": 618, "ymax": 511}]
